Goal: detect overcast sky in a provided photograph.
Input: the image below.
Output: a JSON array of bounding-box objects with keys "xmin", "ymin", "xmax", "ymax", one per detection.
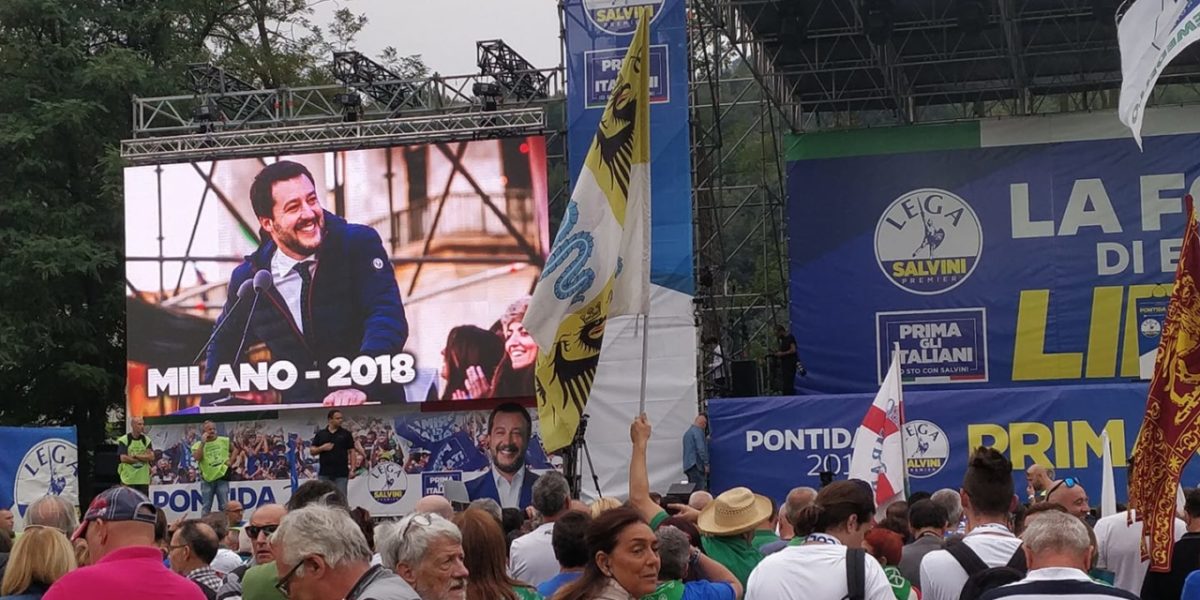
[{"xmin": 309, "ymin": 0, "xmax": 563, "ymax": 76}]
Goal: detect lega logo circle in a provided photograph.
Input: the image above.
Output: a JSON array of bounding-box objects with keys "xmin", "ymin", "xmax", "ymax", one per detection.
[
  {"xmin": 15, "ymin": 439, "xmax": 78, "ymax": 519},
  {"xmin": 368, "ymin": 461, "xmax": 407, "ymax": 505},
  {"xmin": 372, "ymin": 258, "xmax": 384, "ymax": 270},
  {"xmin": 903, "ymin": 420, "xmax": 949, "ymax": 478},
  {"xmin": 1141, "ymin": 318, "xmax": 1162, "ymax": 338},
  {"xmin": 583, "ymin": 0, "xmax": 666, "ymax": 35},
  {"xmin": 874, "ymin": 188, "xmax": 983, "ymax": 295}
]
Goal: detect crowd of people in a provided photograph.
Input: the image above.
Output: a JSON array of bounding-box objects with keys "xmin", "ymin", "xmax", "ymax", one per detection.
[{"xmin": 9, "ymin": 413, "xmax": 1200, "ymax": 600}]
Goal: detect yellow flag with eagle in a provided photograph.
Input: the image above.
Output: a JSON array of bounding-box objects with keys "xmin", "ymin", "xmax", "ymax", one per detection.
[{"xmin": 525, "ymin": 11, "xmax": 651, "ymax": 453}]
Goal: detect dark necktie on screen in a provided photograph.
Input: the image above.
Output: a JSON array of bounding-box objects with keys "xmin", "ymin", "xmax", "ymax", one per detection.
[{"xmin": 294, "ymin": 262, "xmax": 313, "ymax": 332}]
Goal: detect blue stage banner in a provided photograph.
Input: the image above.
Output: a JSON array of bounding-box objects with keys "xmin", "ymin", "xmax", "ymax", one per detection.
[
  {"xmin": 0, "ymin": 426, "xmax": 78, "ymax": 530},
  {"xmin": 709, "ymin": 385, "xmax": 1200, "ymax": 505},
  {"xmin": 788, "ymin": 129, "xmax": 1200, "ymax": 393},
  {"xmin": 563, "ymin": 0, "xmax": 693, "ymax": 295}
]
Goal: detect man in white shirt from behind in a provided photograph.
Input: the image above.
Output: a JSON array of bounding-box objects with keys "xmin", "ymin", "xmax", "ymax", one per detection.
[
  {"xmin": 921, "ymin": 447, "xmax": 1023, "ymax": 600},
  {"xmin": 1092, "ymin": 475, "xmax": 1186, "ymax": 595},
  {"xmin": 979, "ymin": 510, "xmax": 1139, "ymax": 600},
  {"xmin": 509, "ymin": 471, "xmax": 573, "ymax": 587}
]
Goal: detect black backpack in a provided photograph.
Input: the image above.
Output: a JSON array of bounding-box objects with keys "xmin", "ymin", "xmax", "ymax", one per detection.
[
  {"xmin": 945, "ymin": 540, "xmax": 1027, "ymax": 600},
  {"xmin": 845, "ymin": 547, "xmax": 866, "ymax": 600}
]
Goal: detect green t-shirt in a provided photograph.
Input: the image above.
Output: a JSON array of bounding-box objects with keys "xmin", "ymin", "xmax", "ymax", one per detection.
[
  {"xmin": 884, "ymin": 565, "xmax": 916, "ymax": 600},
  {"xmin": 242, "ymin": 562, "xmax": 286, "ymax": 600},
  {"xmin": 514, "ymin": 585, "xmax": 544, "ymax": 600},
  {"xmin": 751, "ymin": 529, "xmax": 780, "ymax": 550},
  {"xmin": 117, "ymin": 434, "xmax": 153, "ymax": 486},
  {"xmin": 191, "ymin": 436, "xmax": 231, "ymax": 482},
  {"xmin": 642, "ymin": 580, "xmax": 686, "ymax": 600},
  {"xmin": 649, "ymin": 511, "xmax": 669, "ymax": 531},
  {"xmin": 700, "ymin": 535, "xmax": 761, "ymax": 588}
]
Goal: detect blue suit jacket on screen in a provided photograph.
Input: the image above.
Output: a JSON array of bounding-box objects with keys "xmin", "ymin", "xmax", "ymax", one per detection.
[{"xmin": 466, "ymin": 467, "xmax": 540, "ymax": 509}]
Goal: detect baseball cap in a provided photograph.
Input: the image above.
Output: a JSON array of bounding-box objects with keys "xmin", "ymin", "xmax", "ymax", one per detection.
[{"xmin": 71, "ymin": 486, "xmax": 158, "ymax": 541}]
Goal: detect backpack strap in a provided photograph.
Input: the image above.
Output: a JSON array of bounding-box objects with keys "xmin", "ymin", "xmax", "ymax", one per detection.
[
  {"xmin": 1005, "ymin": 544, "xmax": 1027, "ymax": 571},
  {"xmin": 945, "ymin": 540, "xmax": 989, "ymax": 576},
  {"xmin": 845, "ymin": 547, "xmax": 866, "ymax": 600}
]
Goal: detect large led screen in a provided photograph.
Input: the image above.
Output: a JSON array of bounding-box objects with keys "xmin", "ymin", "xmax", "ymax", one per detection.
[{"xmin": 126, "ymin": 137, "xmax": 549, "ymax": 416}]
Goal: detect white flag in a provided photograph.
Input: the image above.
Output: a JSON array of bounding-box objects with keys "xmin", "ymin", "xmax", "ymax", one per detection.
[
  {"xmin": 1101, "ymin": 430, "xmax": 1117, "ymax": 518},
  {"xmin": 848, "ymin": 347, "xmax": 905, "ymax": 509},
  {"xmin": 524, "ymin": 13, "xmax": 652, "ymax": 453},
  {"xmin": 1118, "ymin": 0, "xmax": 1198, "ymax": 146}
]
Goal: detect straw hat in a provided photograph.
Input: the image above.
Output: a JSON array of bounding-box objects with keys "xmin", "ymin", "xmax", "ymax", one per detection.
[{"xmin": 697, "ymin": 487, "xmax": 773, "ymax": 536}]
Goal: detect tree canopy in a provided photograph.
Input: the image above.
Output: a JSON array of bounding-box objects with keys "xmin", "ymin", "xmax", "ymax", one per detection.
[{"xmin": 0, "ymin": 0, "xmax": 420, "ymax": 497}]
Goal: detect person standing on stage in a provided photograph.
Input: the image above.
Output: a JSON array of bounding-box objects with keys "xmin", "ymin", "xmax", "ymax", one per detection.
[
  {"xmin": 309, "ymin": 409, "xmax": 364, "ymax": 501},
  {"xmin": 682, "ymin": 413, "xmax": 710, "ymax": 491},
  {"xmin": 117, "ymin": 417, "xmax": 155, "ymax": 495},
  {"xmin": 772, "ymin": 325, "xmax": 799, "ymax": 395},
  {"xmin": 191, "ymin": 421, "xmax": 234, "ymax": 514},
  {"xmin": 203, "ymin": 160, "xmax": 409, "ymax": 406}
]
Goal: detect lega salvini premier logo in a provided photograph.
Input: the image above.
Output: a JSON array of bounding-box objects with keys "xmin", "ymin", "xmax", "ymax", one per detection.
[{"xmin": 874, "ymin": 188, "xmax": 983, "ymax": 295}]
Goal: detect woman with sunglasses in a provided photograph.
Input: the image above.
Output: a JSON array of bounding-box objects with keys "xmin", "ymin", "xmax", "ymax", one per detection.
[
  {"xmin": 0, "ymin": 526, "xmax": 76, "ymax": 599},
  {"xmin": 452, "ymin": 508, "xmax": 542, "ymax": 599},
  {"xmin": 550, "ymin": 507, "xmax": 660, "ymax": 600}
]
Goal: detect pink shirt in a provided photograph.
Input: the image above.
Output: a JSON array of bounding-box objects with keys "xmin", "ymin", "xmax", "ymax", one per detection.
[{"xmin": 44, "ymin": 546, "xmax": 206, "ymax": 600}]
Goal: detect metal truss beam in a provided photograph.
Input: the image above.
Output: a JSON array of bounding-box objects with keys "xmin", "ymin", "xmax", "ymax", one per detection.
[
  {"xmin": 477, "ymin": 40, "xmax": 552, "ymax": 100},
  {"xmin": 121, "ymin": 108, "xmax": 546, "ymax": 165},
  {"xmin": 132, "ymin": 69, "xmax": 564, "ymax": 137}
]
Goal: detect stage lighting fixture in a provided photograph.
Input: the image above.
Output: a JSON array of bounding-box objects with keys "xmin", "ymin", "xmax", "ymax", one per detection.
[
  {"xmin": 862, "ymin": 0, "xmax": 894, "ymax": 45},
  {"xmin": 191, "ymin": 103, "xmax": 215, "ymax": 133},
  {"xmin": 335, "ymin": 89, "xmax": 363, "ymax": 122},
  {"xmin": 473, "ymin": 81, "xmax": 503, "ymax": 112},
  {"xmin": 955, "ymin": 0, "xmax": 990, "ymax": 33}
]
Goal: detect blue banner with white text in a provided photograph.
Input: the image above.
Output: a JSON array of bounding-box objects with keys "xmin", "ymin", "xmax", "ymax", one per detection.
[
  {"xmin": 0, "ymin": 427, "xmax": 78, "ymax": 529},
  {"xmin": 564, "ymin": 0, "xmax": 693, "ymax": 295},
  {"xmin": 709, "ymin": 385, "xmax": 1200, "ymax": 505},
  {"xmin": 789, "ymin": 132, "xmax": 1200, "ymax": 393}
]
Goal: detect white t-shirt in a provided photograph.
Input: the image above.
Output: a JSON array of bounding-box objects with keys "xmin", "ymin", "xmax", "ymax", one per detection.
[
  {"xmin": 920, "ymin": 525, "xmax": 1023, "ymax": 600},
  {"xmin": 746, "ymin": 543, "xmax": 894, "ymax": 600},
  {"xmin": 508, "ymin": 522, "xmax": 559, "ymax": 587},
  {"xmin": 1092, "ymin": 510, "xmax": 1186, "ymax": 595}
]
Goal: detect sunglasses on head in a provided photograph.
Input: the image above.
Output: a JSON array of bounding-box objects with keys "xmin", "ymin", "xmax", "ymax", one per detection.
[
  {"xmin": 1045, "ymin": 477, "xmax": 1079, "ymax": 499},
  {"xmin": 245, "ymin": 524, "xmax": 279, "ymax": 539}
]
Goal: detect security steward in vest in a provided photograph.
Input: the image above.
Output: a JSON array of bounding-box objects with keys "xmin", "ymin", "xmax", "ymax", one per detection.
[{"xmin": 118, "ymin": 417, "xmax": 155, "ymax": 494}]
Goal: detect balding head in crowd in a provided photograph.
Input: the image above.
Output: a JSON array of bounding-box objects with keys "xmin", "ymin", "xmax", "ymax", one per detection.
[
  {"xmin": 414, "ymin": 494, "xmax": 455, "ymax": 520},
  {"xmin": 688, "ymin": 491, "xmax": 713, "ymax": 511},
  {"xmin": 26, "ymin": 495, "xmax": 78, "ymax": 536},
  {"xmin": 1045, "ymin": 479, "xmax": 1090, "ymax": 520}
]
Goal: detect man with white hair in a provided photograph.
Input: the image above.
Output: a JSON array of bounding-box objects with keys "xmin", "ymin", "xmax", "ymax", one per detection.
[
  {"xmin": 931, "ymin": 488, "xmax": 965, "ymax": 536},
  {"xmin": 271, "ymin": 503, "xmax": 417, "ymax": 600},
  {"xmin": 979, "ymin": 510, "xmax": 1138, "ymax": 600},
  {"xmin": 377, "ymin": 512, "xmax": 468, "ymax": 600}
]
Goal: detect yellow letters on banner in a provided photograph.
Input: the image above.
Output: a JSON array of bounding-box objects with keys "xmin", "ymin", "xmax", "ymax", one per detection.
[
  {"xmin": 967, "ymin": 419, "xmax": 1127, "ymax": 471},
  {"xmin": 1011, "ymin": 284, "xmax": 1176, "ymax": 381}
]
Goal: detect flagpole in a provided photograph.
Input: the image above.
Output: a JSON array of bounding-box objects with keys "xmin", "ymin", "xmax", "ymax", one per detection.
[
  {"xmin": 894, "ymin": 343, "xmax": 909, "ymax": 499},
  {"xmin": 638, "ymin": 314, "xmax": 650, "ymax": 414}
]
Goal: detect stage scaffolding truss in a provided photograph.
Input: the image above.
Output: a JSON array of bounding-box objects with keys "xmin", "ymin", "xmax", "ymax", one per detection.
[{"xmin": 689, "ymin": 0, "xmax": 1200, "ymax": 399}]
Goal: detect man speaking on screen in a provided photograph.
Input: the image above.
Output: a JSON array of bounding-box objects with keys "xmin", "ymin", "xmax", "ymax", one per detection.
[
  {"xmin": 466, "ymin": 402, "xmax": 541, "ymax": 508},
  {"xmin": 204, "ymin": 160, "xmax": 408, "ymax": 406}
]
